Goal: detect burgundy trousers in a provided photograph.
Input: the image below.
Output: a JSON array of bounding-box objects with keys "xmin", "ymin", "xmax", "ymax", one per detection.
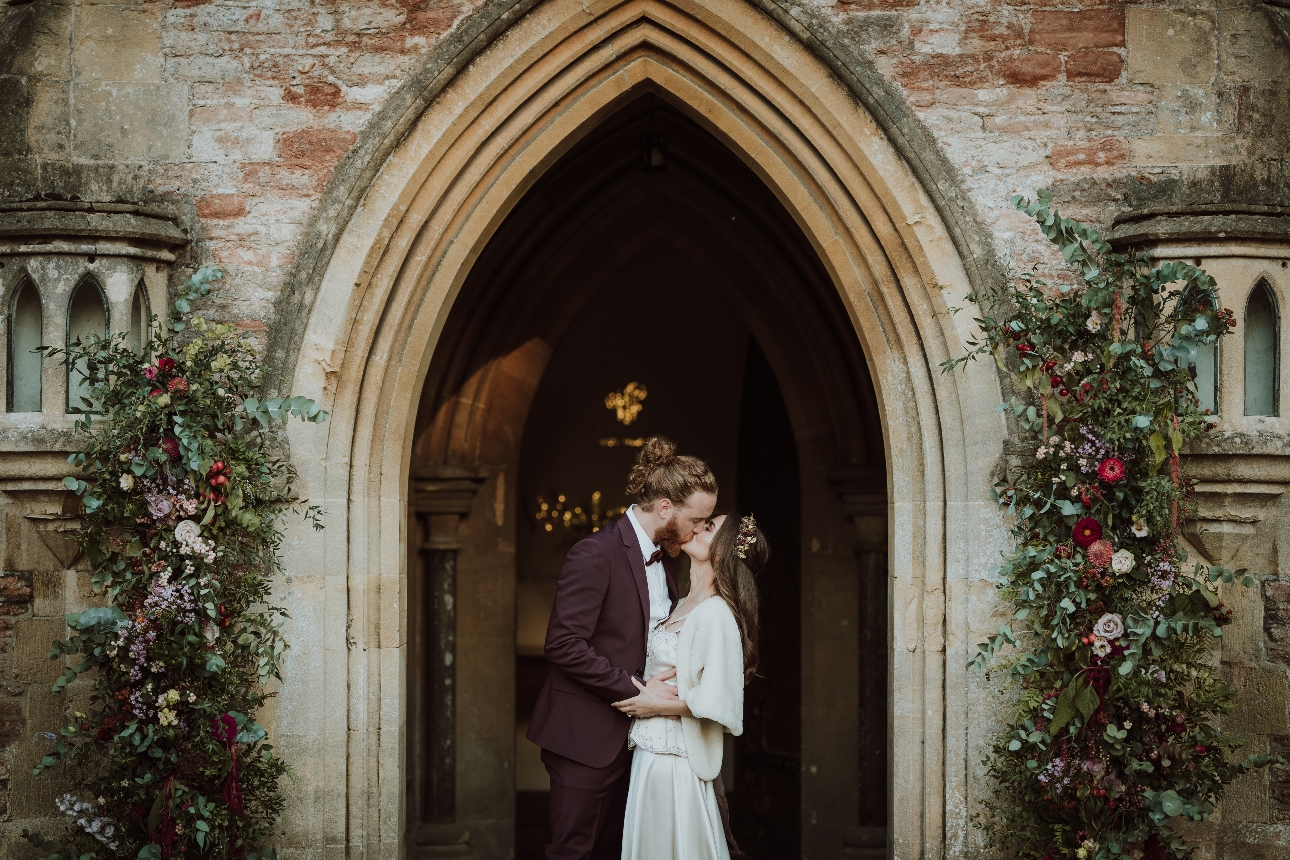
[{"xmin": 542, "ymin": 743, "xmax": 633, "ymax": 860}]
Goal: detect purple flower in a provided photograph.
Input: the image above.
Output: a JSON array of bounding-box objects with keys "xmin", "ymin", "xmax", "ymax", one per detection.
[{"xmin": 145, "ymin": 493, "xmax": 172, "ymax": 519}]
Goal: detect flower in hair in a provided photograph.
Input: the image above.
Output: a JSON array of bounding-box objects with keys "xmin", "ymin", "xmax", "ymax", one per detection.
[{"xmin": 735, "ymin": 514, "xmax": 758, "ymax": 559}]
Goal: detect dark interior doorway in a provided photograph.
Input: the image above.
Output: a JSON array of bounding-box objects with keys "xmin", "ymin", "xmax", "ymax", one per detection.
[{"xmin": 408, "ymin": 92, "xmax": 888, "ymax": 860}]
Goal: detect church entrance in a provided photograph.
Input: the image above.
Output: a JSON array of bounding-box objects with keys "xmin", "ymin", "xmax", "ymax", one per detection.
[
  {"xmin": 406, "ymin": 96, "xmax": 887, "ymax": 859},
  {"xmin": 279, "ymin": 1, "xmax": 998, "ymax": 855}
]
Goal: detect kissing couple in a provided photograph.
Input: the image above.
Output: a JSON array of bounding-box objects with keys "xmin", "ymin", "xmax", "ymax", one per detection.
[{"xmin": 527, "ymin": 436, "xmax": 770, "ymax": 860}]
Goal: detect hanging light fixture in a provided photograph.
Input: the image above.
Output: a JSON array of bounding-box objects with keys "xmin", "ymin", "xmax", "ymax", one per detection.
[
  {"xmin": 640, "ymin": 109, "xmax": 666, "ymax": 172},
  {"xmin": 640, "ymin": 132, "xmax": 666, "ymax": 172}
]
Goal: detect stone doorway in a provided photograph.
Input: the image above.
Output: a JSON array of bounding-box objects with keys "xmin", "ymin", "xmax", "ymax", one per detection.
[
  {"xmin": 405, "ymin": 97, "xmax": 888, "ymax": 859},
  {"xmin": 278, "ymin": 0, "xmax": 1002, "ymax": 854}
]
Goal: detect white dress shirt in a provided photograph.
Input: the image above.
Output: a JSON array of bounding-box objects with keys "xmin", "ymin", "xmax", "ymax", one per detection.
[{"xmin": 626, "ymin": 505, "xmax": 672, "ymax": 631}]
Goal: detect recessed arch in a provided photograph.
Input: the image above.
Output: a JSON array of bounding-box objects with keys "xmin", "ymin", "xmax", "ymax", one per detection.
[
  {"xmin": 7, "ymin": 273, "xmax": 43, "ymax": 413},
  {"xmin": 130, "ymin": 277, "xmax": 151, "ymax": 355},
  {"xmin": 66, "ymin": 273, "xmax": 108, "ymax": 413},
  {"xmin": 1245, "ymin": 277, "xmax": 1280, "ymax": 417},
  {"xmin": 277, "ymin": 2, "xmax": 1005, "ymax": 858}
]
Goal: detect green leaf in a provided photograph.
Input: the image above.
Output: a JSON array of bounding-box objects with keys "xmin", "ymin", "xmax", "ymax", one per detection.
[
  {"xmin": 1148, "ymin": 431, "xmax": 1167, "ymax": 470},
  {"xmin": 1158, "ymin": 789, "xmax": 1184, "ymax": 817},
  {"xmin": 1049, "ymin": 677, "xmax": 1088, "ymax": 738},
  {"xmin": 1074, "ymin": 679, "xmax": 1100, "ymax": 720}
]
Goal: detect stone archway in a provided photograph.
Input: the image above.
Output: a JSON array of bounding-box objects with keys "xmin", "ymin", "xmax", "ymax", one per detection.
[{"xmin": 272, "ymin": 1, "xmax": 1005, "ymax": 858}]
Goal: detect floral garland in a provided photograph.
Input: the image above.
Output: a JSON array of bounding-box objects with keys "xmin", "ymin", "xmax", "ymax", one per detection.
[
  {"xmin": 23, "ymin": 268, "xmax": 327, "ymax": 860},
  {"xmin": 945, "ymin": 194, "xmax": 1279, "ymax": 860}
]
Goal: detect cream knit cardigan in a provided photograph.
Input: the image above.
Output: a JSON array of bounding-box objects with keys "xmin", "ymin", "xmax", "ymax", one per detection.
[{"xmin": 675, "ymin": 596, "xmax": 744, "ymax": 781}]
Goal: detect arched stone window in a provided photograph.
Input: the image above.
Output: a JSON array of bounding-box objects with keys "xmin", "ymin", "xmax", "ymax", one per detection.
[
  {"xmin": 1189, "ymin": 341, "xmax": 1218, "ymax": 414},
  {"xmin": 7, "ymin": 275, "xmax": 43, "ymax": 412},
  {"xmin": 130, "ymin": 278, "xmax": 150, "ymax": 354},
  {"xmin": 1244, "ymin": 278, "xmax": 1279, "ymax": 417},
  {"xmin": 66, "ymin": 274, "xmax": 108, "ymax": 413}
]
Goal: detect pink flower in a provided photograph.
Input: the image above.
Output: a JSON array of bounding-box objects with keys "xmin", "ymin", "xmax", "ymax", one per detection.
[
  {"xmin": 1087, "ymin": 539, "xmax": 1114, "ymax": 569},
  {"xmin": 149, "ymin": 388, "xmax": 164, "ymax": 398},
  {"xmin": 166, "ymin": 377, "xmax": 188, "ymax": 394},
  {"xmin": 1073, "ymin": 517, "xmax": 1102, "ymax": 548},
  {"xmin": 1097, "ymin": 458, "xmax": 1126, "ymax": 483},
  {"xmin": 145, "ymin": 366, "xmax": 158, "ymax": 380}
]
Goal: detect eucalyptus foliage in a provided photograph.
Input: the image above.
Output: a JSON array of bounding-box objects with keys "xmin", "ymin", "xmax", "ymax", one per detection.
[
  {"xmin": 946, "ymin": 194, "xmax": 1278, "ymax": 860},
  {"xmin": 23, "ymin": 268, "xmax": 327, "ymax": 860}
]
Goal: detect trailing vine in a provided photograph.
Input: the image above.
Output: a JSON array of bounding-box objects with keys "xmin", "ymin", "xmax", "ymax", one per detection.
[
  {"xmin": 22, "ymin": 268, "xmax": 327, "ymax": 860},
  {"xmin": 946, "ymin": 194, "xmax": 1280, "ymax": 860}
]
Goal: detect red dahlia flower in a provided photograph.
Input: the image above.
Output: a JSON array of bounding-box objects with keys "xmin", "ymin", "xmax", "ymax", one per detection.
[
  {"xmin": 1097, "ymin": 457, "xmax": 1126, "ymax": 483},
  {"xmin": 1087, "ymin": 539, "xmax": 1114, "ymax": 569},
  {"xmin": 159, "ymin": 438, "xmax": 181, "ymax": 461},
  {"xmin": 166, "ymin": 376, "xmax": 189, "ymax": 394},
  {"xmin": 1073, "ymin": 517, "xmax": 1102, "ymax": 547}
]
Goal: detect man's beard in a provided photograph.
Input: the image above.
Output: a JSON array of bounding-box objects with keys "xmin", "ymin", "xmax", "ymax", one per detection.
[{"xmin": 655, "ymin": 516, "xmax": 687, "ymax": 558}]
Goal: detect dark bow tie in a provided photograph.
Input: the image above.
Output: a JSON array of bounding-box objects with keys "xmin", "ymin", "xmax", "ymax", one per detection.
[{"xmin": 645, "ymin": 549, "xmax": 664, "ymax": 566}]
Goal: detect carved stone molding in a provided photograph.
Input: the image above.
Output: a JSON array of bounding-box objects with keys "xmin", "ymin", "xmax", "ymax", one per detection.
[
  {"xmin": 408, "ymin": 465, "xmax": 487, "ymax": 851},
  {"xmin": 0, "ymin": 201, "xmax": 188, "ymax": 262},
  {"xmin": 1184, "ymin": 434, "xmax": 1290, "ymax": 565},
  {"xmin": 1265, "ymin": 0, "xmax": 1290, "ymax": 51}
]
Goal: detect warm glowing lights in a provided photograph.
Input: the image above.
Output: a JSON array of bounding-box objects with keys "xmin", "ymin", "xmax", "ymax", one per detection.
[{"xmin": 604, "ymin": 381, "xmax": 647, "ymax": 425}]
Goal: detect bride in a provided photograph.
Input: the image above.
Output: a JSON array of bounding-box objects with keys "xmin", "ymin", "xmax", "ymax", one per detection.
[{"xmin": 612, "ymin": 512, "xmax": 769, "ymax": 860}]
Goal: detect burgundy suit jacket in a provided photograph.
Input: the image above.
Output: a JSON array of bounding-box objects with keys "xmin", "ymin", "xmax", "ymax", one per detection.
[{"xmin": 527, "ymin": 514, "xmax": 678, "ymax": 768}]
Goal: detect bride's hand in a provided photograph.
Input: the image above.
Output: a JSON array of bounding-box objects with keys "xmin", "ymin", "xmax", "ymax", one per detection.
[{"xmin": 613, "ymin": 677, "xmax": 687, "ymax": 719}]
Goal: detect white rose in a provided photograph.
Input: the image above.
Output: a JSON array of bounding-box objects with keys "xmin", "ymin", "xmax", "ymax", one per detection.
[
  {"xmin": 119, "ymin": 473, "xmax": 135, "ymax": 491},
  {"xmin": 174, "ymin": 519, "xmax": 201, "ymax": 544},
  {"xmin": 1093, "ymin": 612, "xmax": 1125, "ymax": 640},
  {"xmin": 1111, "ymin": 549, "xmax": 1135, "ymax": 574}
]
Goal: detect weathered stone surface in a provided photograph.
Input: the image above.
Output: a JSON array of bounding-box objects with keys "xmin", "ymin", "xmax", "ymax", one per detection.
[
  {"xmin": 12, "ymin": 617, "xmax": 64, "ymax": 684},
  {"xmin": 1031, "ymin": 9, "xmax": 1125, "ymax": 51},
  {"xmin": 1127, "ymin": 9, "xmax": 1218, "ymax": 85},
  {"xmin": 70, "ymin": 81, "xmax": 189, "ymax": 162},
  {"xmin": 72, "ymin": 5, "xmax": 164, "ymax": 83},
  {"xmin": 1066, "ymin": 50, "xmax": 1122, "ymax": 83}
]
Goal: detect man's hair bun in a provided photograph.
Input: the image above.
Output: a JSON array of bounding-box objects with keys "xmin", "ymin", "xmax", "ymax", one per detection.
[{"xmin": 625, "ymin": 436, "xmax": 717, "ymax": 509}]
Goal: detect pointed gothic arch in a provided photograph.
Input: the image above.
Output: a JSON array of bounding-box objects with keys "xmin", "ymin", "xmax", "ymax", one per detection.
[{"xmin": 273, "ymin": 1, "xmax": 1006, "ymax": 857}]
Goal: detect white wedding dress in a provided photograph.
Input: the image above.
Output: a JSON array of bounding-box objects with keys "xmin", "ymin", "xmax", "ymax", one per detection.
[{"xmin": 621, "ymin": 618, "xmax": 730, "ymax": 860}]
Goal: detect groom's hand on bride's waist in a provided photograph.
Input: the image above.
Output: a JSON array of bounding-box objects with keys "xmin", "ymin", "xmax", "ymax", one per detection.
[{"xmin": 645, "ymin": 668, "xmax": 678, "ymax": 700}]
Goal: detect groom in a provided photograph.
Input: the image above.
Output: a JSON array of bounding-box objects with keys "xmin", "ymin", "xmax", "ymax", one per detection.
[{"xmin": 528, "ymin": 438, "xmax": 718, "ymax": 859}]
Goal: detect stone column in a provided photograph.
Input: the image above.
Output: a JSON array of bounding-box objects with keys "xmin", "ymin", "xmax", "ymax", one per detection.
[
  {"xmin": 830, "ymin": 467, "xmax": 889, "ymax": 859},
  {"xmin": 409, "ymin": 466, "xmax": 486, "ymax": 855}
]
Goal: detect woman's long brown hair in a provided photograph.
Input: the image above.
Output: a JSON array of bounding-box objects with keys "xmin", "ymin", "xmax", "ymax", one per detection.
[{"xmin": 709, "ymin": 513, "xmax": 769, "ymax": 684}]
